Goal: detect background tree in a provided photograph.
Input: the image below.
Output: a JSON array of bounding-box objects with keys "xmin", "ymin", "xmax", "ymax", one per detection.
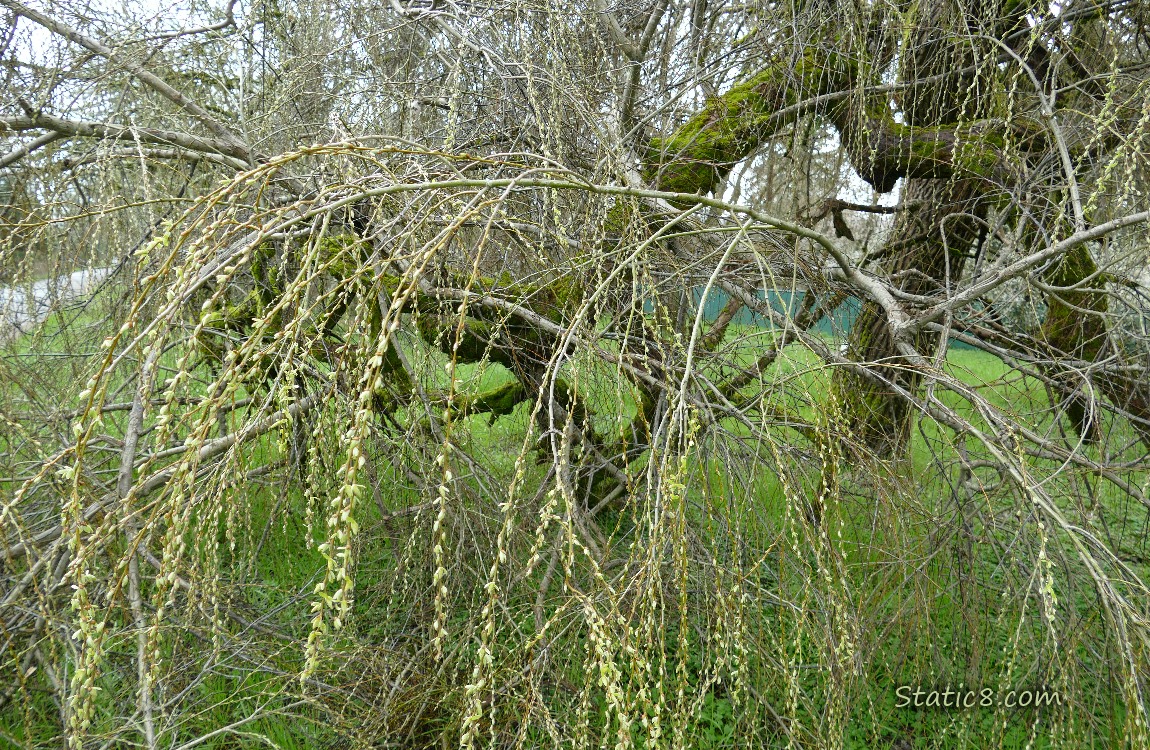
[{"xmin": 2, "ymin": 0, "xmax": 1150, "ymax": 748}]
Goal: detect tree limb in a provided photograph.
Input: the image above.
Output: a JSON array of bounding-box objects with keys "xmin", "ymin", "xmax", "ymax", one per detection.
[
  {"xmin": 0, "ymin": 0, "xmax": 252, "ymax": 162},
  {"xmin": 0, "ymin": 113, "xmax": 250, "ymax": 166}
]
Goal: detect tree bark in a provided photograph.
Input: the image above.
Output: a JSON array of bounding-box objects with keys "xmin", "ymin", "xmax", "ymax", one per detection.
[
  {"xmin": 835, "ymin": 178, "xmax": 986, "ymax": 454},
  {"xmin": 833, "ymin": 1, "xmax": 994, "ymax": 455},
  {"xmin": 1039, "ymin": 244, "xmax": 1150, "ymax": 447}
]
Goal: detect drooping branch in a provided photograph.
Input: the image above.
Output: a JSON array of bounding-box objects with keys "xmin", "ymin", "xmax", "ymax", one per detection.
[{"xmin": 2, "ymin": 389, "xmax": 328, "ymax": 563}]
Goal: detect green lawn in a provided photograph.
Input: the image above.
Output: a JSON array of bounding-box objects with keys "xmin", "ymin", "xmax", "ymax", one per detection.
[{"xmin": 2, "ymin": 313, "xmax": 1148, "ymax": 749}]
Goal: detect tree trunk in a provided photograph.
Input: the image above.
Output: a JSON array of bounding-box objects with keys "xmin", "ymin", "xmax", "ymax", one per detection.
[
  {"xmin": 835, "ymin": 178, "xmax": 986, "ymax": 454},
  {"xmin": 1040, "ymin": 244, "xmax": 1150, "ymax": 447},
  {"xmin": 832, "ymin": 2, "xmax": 990, "ymax": 456}
]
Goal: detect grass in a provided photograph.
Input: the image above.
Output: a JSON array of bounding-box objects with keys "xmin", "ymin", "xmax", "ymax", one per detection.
[{"xmin": 2, "ymin": 309, "xmax": 1148, "ymax": 749}]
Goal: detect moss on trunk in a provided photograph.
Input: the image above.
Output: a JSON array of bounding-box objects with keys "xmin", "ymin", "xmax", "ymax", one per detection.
[{"xmin": 1039, "ymin": 244, "xmax": 1150, "ymax": 446}]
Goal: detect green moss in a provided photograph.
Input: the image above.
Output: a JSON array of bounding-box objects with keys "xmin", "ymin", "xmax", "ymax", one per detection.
[
  {"xmin": 316, "ymin": 233, "xmax": 364, "ymax": 277},
  {"xmin": 644, "ymin": 50, "xmax": 854, "ymax": 196},
  {"xmin": 842, "ymin": 106, "xmax": 1013, "ymax": 190},
  {"xmin": 448, "ymin": 380, "xmax": 526, "ymax": 421},
  {"xmin": 1041, "ymin": 244, "xmax": 1109, "ymax": 362}
]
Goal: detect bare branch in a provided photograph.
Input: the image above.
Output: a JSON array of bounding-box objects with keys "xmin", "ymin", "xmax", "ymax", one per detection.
[
  {"xmin": 0, "ymin": 112, "xmax": 250, "ymax": 165},
  {"xmin": 0, "ymin": 0, "xmax": 251, "ymax": 161}
]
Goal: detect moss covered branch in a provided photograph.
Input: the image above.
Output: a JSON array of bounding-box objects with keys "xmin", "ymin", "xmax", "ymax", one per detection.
[{"xmin": 641, "ymin": 29, "xmax": 1064, "ymax": 199}]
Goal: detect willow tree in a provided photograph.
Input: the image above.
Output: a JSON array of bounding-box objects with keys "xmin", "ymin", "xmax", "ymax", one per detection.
[
  {"xmin": 642, "ymin": 0, "xmax": 1150, "ymax": 453},
  {"xmin": 2, "ymin": 0, "xmax": 1150, "ymax": 748}
]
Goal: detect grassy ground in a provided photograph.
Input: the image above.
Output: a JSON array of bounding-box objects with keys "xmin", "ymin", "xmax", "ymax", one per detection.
[{"xmin": 2, "ymin": 313, "xmax": 1148, "ymax": 748}]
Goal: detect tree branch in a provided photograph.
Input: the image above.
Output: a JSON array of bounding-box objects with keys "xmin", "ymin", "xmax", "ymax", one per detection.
[
  {"xmin": 0, "ymin": 112, "xmax": 250, "ymax": 166},
  {"xmin": 0, "ymin": 0, "xmax": 251, "ymax": 162},
  {"xmin": 0, "ymin": 130, "xmax": 61, "ymax": 168}
]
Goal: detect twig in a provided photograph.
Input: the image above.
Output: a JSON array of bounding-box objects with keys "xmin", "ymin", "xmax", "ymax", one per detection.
[{"xmin": 117, "ymin": 345, "xmax": 160, "ymax": 750}]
